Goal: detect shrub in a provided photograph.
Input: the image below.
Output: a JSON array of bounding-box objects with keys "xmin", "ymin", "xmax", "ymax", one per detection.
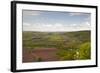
[{"xmin": 77, "ymin": 42, "xmax": 91, "ymax": 59}]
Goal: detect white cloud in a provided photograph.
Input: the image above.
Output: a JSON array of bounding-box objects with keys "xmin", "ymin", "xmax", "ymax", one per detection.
[
  {"xmin": 85, "ymin": 17, "xmax": 90, "ymax": 21},
  {"xmin": 85, "ymin": 22, "xmax": 91, "ymax": 26},
  {"xmin": 69, "ymin": 13, "xmax": 82, "ymax": 16},
  {"xmin": 54, "ymin": 23, "xmax": 63, "ymax": 27},
  {"xmin": 69, "ymin": 13, "xmax": 89, "ymax": 16},
  {"xmin": 23, "ymin": 10, "xmax": 41, "ymax": 16},
  {"xmin": 71, "ymin": 24, "xmax": 77, "ymax": 26},
  {"xmin": 23, "ymin": 22, "xmax": 91, "ymax": 32},
  {"xmin": 45, "ymin": 24, "xmax": 53, "ymax": 27},
  {"xmin": 23, "ymin": 23, "xmax": 31, "ymax": 26},
  {"xmin": 80, "ymin": 22, "xmax": 91, "ymax": 27}
]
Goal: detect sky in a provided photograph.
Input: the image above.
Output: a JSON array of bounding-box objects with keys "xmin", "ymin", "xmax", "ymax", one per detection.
[{"xmin": 23, "ymin": 10, "xmax": 91, "ymax": 32}]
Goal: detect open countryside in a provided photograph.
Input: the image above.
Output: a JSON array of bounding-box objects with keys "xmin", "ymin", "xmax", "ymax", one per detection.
[{"xmin": 22, "ymin": 31, "xmax": 91, "ymax": 62}]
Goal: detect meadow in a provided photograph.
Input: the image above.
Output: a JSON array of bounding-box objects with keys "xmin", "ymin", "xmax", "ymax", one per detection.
[{"xmin": 22, "ymin": 31, "xmax": 91, "ymax": 63}]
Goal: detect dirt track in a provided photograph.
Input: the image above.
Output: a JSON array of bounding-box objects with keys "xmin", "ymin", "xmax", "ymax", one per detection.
[{"xmin": 23, "ymin": 48, "xmax": 59, "ymax": 63}]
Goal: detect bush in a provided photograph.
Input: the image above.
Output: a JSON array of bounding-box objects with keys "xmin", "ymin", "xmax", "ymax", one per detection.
[
  {"xmin": 36, "ymin": 57, "xmax": 43, "ymax": 62},
  {"xmin": 76, "ymin": 42, "xmax": 91, "ymax": 59},
  {"xmin": 56, "ymin": 49, "xmax": 76, "ymax": 60}
]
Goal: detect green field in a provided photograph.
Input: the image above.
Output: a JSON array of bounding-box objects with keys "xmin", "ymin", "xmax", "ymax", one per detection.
[{"xmin": 23, "ymin": 31, "xmax": 91, "ymax": 62}]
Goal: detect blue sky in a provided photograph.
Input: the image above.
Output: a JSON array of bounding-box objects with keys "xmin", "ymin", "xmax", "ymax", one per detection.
[{"xmin": 23, "ymin": 10, "xmax": 91, "ymax": 32}]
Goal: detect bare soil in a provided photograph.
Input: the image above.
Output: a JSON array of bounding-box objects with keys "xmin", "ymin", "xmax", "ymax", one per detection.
[{"xmin": 23, "ymin": 48, "xmax": 59, "ymax": 63}]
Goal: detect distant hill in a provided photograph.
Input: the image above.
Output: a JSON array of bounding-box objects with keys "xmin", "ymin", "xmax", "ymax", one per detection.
[{"xmin": 23, "ymin": 30, "xmax": 90, "ymax": 49}]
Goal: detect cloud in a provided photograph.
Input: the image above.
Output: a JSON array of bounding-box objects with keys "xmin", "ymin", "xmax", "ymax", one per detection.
[
  {"xmin": 69, "ymin": 12, "xmax": 89, "ymax": 16},
  {"xmin": 70, "ymin": 24, "xmax": 77, "ymax": 26},
  {"xmin": 23, "ymin": 23, "xmax": 31, "ymax": 26},
  {"xmin": 23, "ymin": 22, "xmax": 91, "ymax": 32},
  {"xmin": 85, "ymin": 22, "xmax": 90, "ymax": 26},
  {"xmin": 80, "ymin": 22, "xmax": 91, "ymax": 27},
  {"xmin": 85, "ymin": 17, "xmax": 91, "ymax": 21},
  {"xmin": 45, "ymin": 24, "xmax": 53, "ymax": 27},
  {"xmin": 23, "ymin": 10, "xmax": 41, "ymax": 16},
  {"xmin": 54, "ymin": 23, "xmax": 63, "ymax": 27}
]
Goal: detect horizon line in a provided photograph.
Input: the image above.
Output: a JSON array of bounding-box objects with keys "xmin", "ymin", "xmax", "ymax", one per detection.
[{"xmin": 23, "ymin": 30, "xmax": 91, "ymax": 32}]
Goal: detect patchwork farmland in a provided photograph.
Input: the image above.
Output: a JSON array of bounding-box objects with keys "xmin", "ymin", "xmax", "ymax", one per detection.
[{"xmin": 22, "ymin": 31, "xmax": 91, "ymax": 63}]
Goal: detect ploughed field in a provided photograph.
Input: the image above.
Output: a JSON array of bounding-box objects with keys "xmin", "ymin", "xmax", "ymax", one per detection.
[
  {"xmin": 23, "ymin": 48, "xmax": 59, "ymax": 62},
  {"xmin": 22, "ymin": 31, "xmax": 91, "ymax": 63}
]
